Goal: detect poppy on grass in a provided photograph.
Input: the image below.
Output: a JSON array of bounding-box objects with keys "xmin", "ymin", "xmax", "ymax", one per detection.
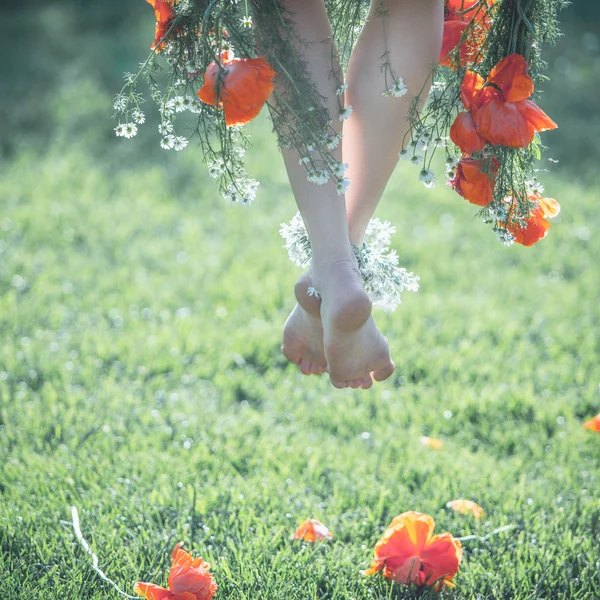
[
  {"xmin": 583, "ymin": 414, "xmax": 600, "ymax": 432},
  {"xmin": 363, "ymin": 511, "xmax": 462, "ymax": 590},
  {"xmin": 134, "ymin": 542, "xmax": 217, "ymax": 600},
  {"xmin": 293, "ymin": 518, "xmax": 334, "ymax": 542}
]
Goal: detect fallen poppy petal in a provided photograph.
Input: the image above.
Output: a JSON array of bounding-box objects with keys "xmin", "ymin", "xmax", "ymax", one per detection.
[
  {"xmin": 293, "ymin": 518, "xmax": 333, "ymax": 542},
  {"xmin": 420, "ymin": 532, "xmax": 463, "ymax": 589},
  {"xmin": 168, "ymin": 543, "xmax": 217, "ymax": 600},
  {"xmin": 134, "ymin": 582, "xmax": 173, "ymax": 600},
  {"xmin": 583, "ymin": 414, "xmax": 600, "ymax": 432},
  {"xmin": 420, "ymin": 436, "xmax": 444, "ymax": 450},
  {"xmin": 447, "ymin": 499, "xmax": 485, "ymax": 519},
  {"xmin": 487, "ymin": 54, "xmax": 534, "ymax": 103},
  {"xmin": 473, "ymin": 97, "xmax": 535, "ymax": 148},
  {"xmin": 515, "ymin": 99, "xmax": 558, "ymax": 133},
  {"xmin": 450, "ymin": 111, "xmax": 486, "ymax": 153}
]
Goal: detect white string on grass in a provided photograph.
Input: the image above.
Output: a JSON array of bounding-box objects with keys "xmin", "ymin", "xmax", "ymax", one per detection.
[
  {"xmin": 456, "ymin": 523, "xmax": 516, "ymax": 543},
  {"xmin": 69, "ymin": 505, "xmax": 137, "ymax": 599}
]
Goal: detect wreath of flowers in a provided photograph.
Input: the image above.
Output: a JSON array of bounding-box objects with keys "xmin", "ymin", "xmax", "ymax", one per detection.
[{"xmin": 115, "ymin": 0, "xmax": 566, "ymax": 252}]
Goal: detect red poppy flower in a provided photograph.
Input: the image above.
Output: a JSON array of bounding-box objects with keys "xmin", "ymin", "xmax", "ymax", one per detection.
[
  {"xmin": 505, "ymin": 195, "xmax": 560, "ymax": 246},
  {"xmin": 451, "ymin": 54, "xmax": 557, "ymax": 152},
  {"xmin": 145, "ymin": 0, "xmax": 175, "ymax": 51},
  {"xmin": 363, "ymin": 512, "xmax": 462, "ymax": 590},
  {"xmin": 583, "ymin": 414, "xmax": 600, "ymax": 432},
  {"xmin": 197, "ymin": 53, "xmax": 276, "ymax": 127},
  {"xmin": 451, "ymin": 156, "xmax": 498, "ymax": 206},
  {"xmin": 134, "ymin": 542, "xmax": 217, "ymax": 600},
  {"xmin": 293, "ymin": 519, "xmax": 334, "ymax": 542},
  {"xmin": 440, "ymin": 1, "xmax": 491, "ymax": 68}
]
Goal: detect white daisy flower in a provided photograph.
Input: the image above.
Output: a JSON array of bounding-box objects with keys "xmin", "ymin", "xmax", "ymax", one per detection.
[
  {"xmin": 323, "ymin": 132, "xmax": 342, "ymax": 151},
  {"xmin": 419, "ymin": 168, "xmax": 436, "ymax": 188},
  {"xmin": 173, "ymin": 136, "xmax": 188, "ymax": 151},
  {"xmin": 336, "ymin": 83, "xmax": 348, "ymax": 96},
  {"xmin": 132, "ymin": 109, "xmax": 146, "ymax": 124},
  {"xmin": 168, "ymin": 96, "xmax": 186, "ymax": 113},
  {"xmin": 307, "ymin": 286, "xmax": 321, "ymax": 299},
  {"xmin": 333, "ymin": 161, "xmax": 348, "ymax": 178},
  {"xmin": 298, "ymin": 156, "xmax": 311, "ymax": 166},
  {"xmin": 114, "ymin": 124, "xmax": 126, "ymax": 137},
  {"xmin": 339, "ymin": 105, "xmax": 353, "ymax": 121},
  {"xmin": 208, "ymin": 159, "xmax": 225, "ymax": 178},
  {"xmin": 335, "ymin": 178, "xmax": 350, "ymax": 195},
  {"xmin": 240, "ymin": 15, "xmax": 252, "ymax": 28},
  {"xmin": 307, "ymin": 169, "xmax": 329, "ymax": 185},
  {"xmin": 113, "ymin": 96, "xmax": 127, "ymax": 112},
  {"xmin": 410, "ymin": 154, "xmax": 423, "ymax": 166},
  {"xmin": 160, "ymin": 135, "xmax": 176, "ymax": 150},
  {"xmin": 123, "ymin": 123, "xmax": 138, "ymax": 139},
  {"xmin": 383, "ymin": 77, "xmax": 408, "ymax": 98},
  {"xmin": 158, "ymin": 121, "xmax": 173, "ymax": 135}
]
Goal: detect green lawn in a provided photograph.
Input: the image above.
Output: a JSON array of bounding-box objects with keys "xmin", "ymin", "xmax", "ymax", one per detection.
[{"xmin": 0, "ymin": 106, "xmax": 599, "ymax": 599}]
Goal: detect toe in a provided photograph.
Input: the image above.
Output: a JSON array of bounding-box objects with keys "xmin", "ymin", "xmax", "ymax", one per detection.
[
  {"xmin": 299, "ymin": 359, "xmax": 313, "ymax": 375},
  {"xmin": 360, "ymin": 375, "xmax": 373, "ymax": 389},
  {"xmin": 373, "ymin": 361, "xmax": 395, "ymax": 382},
  {"xmin": 310, "ymin": 362, "xmax": 326, "ymax": 375}
]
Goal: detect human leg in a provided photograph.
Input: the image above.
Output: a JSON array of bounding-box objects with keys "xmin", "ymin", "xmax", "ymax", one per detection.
[{"xmin": 272, "ymin": 0, "xmax": 394, "ymax": 388}]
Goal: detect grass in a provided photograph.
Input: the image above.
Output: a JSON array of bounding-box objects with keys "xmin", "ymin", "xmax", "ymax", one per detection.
[
  {"xmin": 1, "ymin": 3, "xmax": 599, "ymax": 598},
  {"xmin": 0, "ymin": 115, "xmax": 599, "ymax": 599}
]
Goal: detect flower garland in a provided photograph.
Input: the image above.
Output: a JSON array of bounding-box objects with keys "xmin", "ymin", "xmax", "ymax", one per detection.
[
  {"xmin": 116, "ymin": 0, "xmax": 567, "ymax": 247},
  {"xmin": 280, "ymin": 214, "xmax": 419, "ymax": 312}
]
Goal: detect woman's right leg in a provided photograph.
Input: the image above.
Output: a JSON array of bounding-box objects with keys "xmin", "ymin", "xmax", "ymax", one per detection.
[{"xmin": 273, "ymin": 0, "xmax": 395, "ymax": 388}]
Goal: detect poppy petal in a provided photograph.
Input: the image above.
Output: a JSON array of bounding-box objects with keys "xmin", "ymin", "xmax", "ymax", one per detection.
[
  {"xmin": 537, "ymin": 197, "xmax": 560, "ymax": 218},
  {"xmin": 388, "ymin": 511, "xmax": 435, "ymax": 552},
  {"xmin": 420, "ymin": 533, "xmax": 463, "ymax": 588},
  {"xmin": 452, "ymin": 157, "xmax": 497, "ymax": 206},
  {"xmin": 583, "ymin": 414, "xmax": 600, "ymax": 432},
  {"xmin": 171, "ymin": 594, "xmax": 197, "ymax": 600},
  {"xmin": 439, "ymin": 21, "xmax": 468, "ymax": 67},
  {"xmin": 450, "ymin": 111, "xmax": 486, "ymax": 153},
  {"xmin": 447, "ymin": 0, "xmax": 479, "ymax": 14},
  {"xmin": 487, "ymin": 54, "xmax": 534, "ymax": 102},
  {"xmin": 473, "ymin": 97, "xmax": 535, "ymax": 147},
  {"xmin": 293, "ymin": 518, "xmax": 333, "ymax": 542},
  {"xmin": 220, "ymin": 58, "xmax": 276, "ymax": 126},
  {"xmin": 168, "ymin": 543, "xmax": 217, "ymax": 600},
  {"xmin": 446, "ymin": 499, "xmax": 485, "ymax": 519},
  {"xmin": 461, "ymin": 71, "xmax": 485, "ymax": 110},
  {"xmin": 516, "ymin": 99, "xmax": 558, "ymax": 133},
  {"xmin": 134, "ymin": 583, "xmax": 173, "ymax": 600}
]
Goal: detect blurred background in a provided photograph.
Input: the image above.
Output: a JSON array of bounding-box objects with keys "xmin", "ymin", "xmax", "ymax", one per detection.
[{"xmin": 1, "ymin": 1, "xmax": 600, "ymax": 176}]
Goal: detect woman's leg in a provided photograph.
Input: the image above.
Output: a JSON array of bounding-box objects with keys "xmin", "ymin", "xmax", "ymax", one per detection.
[
  {"xmin": 274, "ymin": 0, "xmax": 394, "ymax": 388},
  {"xmin": 293, "ymin": 0, "xmax": 443, "ymax": 337},
  {"xmin": 344, "ymin": 0, "xmax": 444, "ymax": 244}
]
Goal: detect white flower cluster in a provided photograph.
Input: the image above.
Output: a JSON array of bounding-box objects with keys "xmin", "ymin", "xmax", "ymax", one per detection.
[
  {"xmin": 280, "ymin": 213, "xmax": 419, "ymax": 311},
  {"xmin": 356, "ymin": 219, "xmax": 420, "ymax": 311},
  {"xmin": 222, "ymin": 178, "xmax": 259, "ymax": 205}
]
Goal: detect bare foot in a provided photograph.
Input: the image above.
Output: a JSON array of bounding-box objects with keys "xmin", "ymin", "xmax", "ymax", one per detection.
[
  {"xmin": 313, "ymin": 258, "xmax": 395, "ymax": 389},
  {"xmin": 281, "ymin": 272, "xmax": 327, "ymax": 375}
]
